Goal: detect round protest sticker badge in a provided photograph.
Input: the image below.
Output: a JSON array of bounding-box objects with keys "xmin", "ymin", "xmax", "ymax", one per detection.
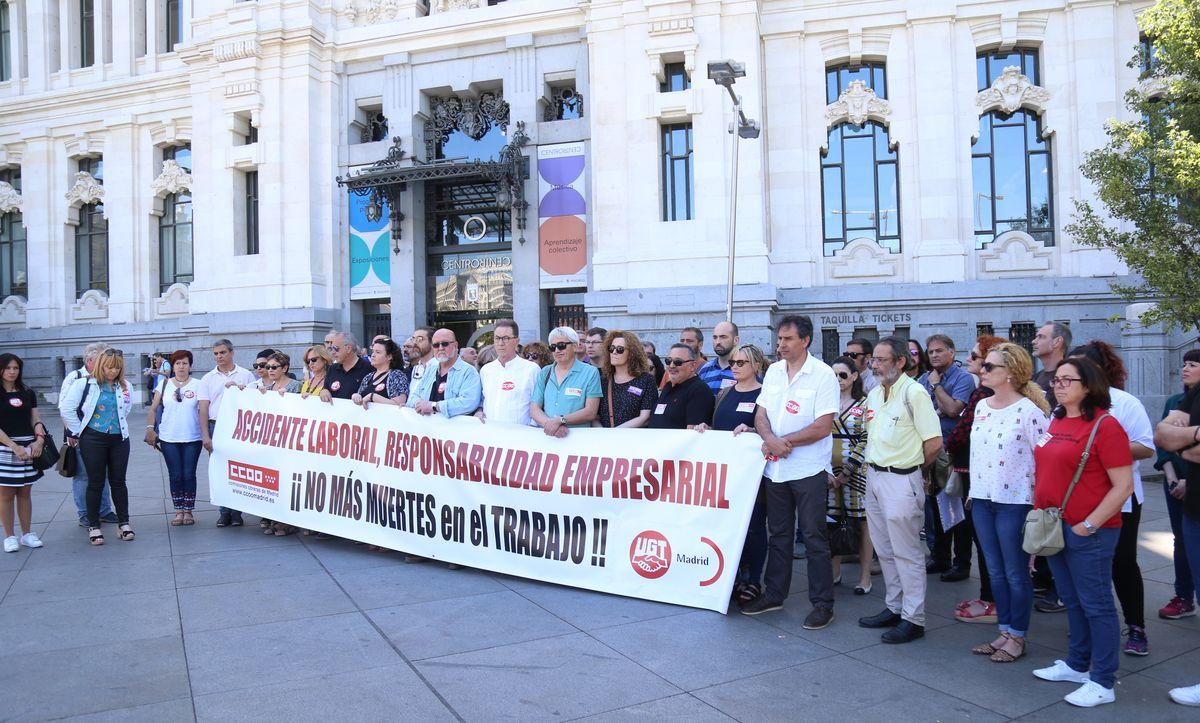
[
  {"xmin": 629, "ymin": 530, "xmax": 672, "ymax": 580},
  {"xmin": 331, "ymin": 381, "xmax": 341, "ymax": 392},
  {"xmin": 785, "ymin": 400, "xmax": 800, "ymax": 414},
  {"xmin": 501, "ymin": 381, "xmax": 515, "ymax": 391},
  {"xmin": 7, "ymin": 397, "xmax": 22, "ymax": 408}
]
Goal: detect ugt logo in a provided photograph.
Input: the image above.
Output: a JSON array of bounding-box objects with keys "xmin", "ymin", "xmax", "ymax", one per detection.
[{"xmin": 629, "ymin": 530, "xmax": 672, "ymax": 580}]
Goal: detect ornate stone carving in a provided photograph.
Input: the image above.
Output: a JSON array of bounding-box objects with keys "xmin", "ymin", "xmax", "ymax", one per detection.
[
  {"xmin": 825, "ymin": 81, "xmax": 891, "ymax": 128},
  {"xmin": 0, "ymin": 296, "xmax": 27, "ymax": 324},
  {"xmin": 213, "ymin": 40, "xmax": 261, "ymax": 63},
  {"xmin": 543, "ymin": 86, "xmax": 583, "ymax": 122},
  {"xmin": 0, "ymin": 181, "xmax": 22, "ymax": 214},
  {"xmin": 347, "ymin": 0, "xmax": 401, "ymax": 25},
  {"xmin": 156, "ymin": 283, "xmax": 190, "ymax": 317},
  {"xmin": 424, "ymin": 93, "xmax": 510, "ymax": 159},
  {"xmin": 977, "ymin": 230, "xmax": 1053, "ymax": 276},
  {"xmin": 65, "ymin": 171, "xmax": 104, "ymax": 207},
  {"xmin": 432, "ymin": 0, "xmax": 480, "ymax": 13},
  {"xmin": 828, "ymin": 238, "xmax": 900, "ymax": 281},
  {"xmin": 976, "ymin": 66, "xmax": 1050, "ymax": 115},
  {"xmin": 151, "ymin": 160, "xmax": 193, "ymax": 197},
  {"xmin": 70, "ymin": 289, "xmax": 109, "ymax": 322}
]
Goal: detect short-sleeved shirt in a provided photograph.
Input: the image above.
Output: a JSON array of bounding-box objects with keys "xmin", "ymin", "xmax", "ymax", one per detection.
[
  {"xmin": 650, "ymin": 375, "xmax": 715, "ymax": 430},
  {"xmin": 356, "ymin": 369, "xmax": 410, "ymax": 400},
  {"xmin": 87, "ymin": 386, "xmax": 122, "ymax": 435},
  {"xmin": 532, "ymin": 360, "xmax": 602, "ymax": 427},
  {"xmin": 713, "ymin": 386, "xmax": 762, "ymax": 432},
  {"xmin": 969, "ymin": 396, "xmax": 1049, "ymax": 505},
  {"xmin": 598, "ymin": 372, "xmax": 659, "ymax": 428},
  {"xmin": 197, "ymin": 365, "xmax": 256, "ymax": 421},
  {"xmin": 1177, "ymin": 387, "xmax": 1200, "ymax": 518},
  {"xmin": 697, "ymin": 359, "xmax": 736, "ymax": 395},
  {"xmin": 1106, "ymin": 387, "xmax": 1155, "ymax": 509},
  {"xmin": 480, "ymin": 356, "xmax": 541, "ymax": 426},
  {"xmin": 920, "ymin": 364, "xmax": 977, "ymax": 439},
  {"xmin": 0, "ymin": 388, "xmax": 37, "ymax": 438},
  {"xmin": 757, "ymin": 354, "xmax": 840, "ymax": 482},
  {"xmin": 864, "ymin": 374, "xmax": 943, "ymax": 469},
  {"xmin": 1034, "ymin": 413, "xmax": 1133, "ymax": 527},
  {"xmin": 326, "ymin": 358, "xmax": 373, "ymax": 400},
  {"xmin": 158, "ymin": 378, "xmax": 203, "ymax": 443}
]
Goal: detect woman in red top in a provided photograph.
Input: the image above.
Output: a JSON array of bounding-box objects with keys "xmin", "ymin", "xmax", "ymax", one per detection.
[{"xmin": 1031, "ymin": 356, "xmax": 1133, "ymax": 708}]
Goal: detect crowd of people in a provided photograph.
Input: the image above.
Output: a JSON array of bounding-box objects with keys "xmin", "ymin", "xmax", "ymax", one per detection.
[{"xmin": 0, "ymin": 317, "xmax": 1198, "ymax": 708}]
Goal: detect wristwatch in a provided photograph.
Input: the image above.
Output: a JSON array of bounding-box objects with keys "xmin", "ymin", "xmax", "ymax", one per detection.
[
  {"xmin": 559, "ymin": 415, "xmax": 567, "ymax": 424},
  {"xmin": 1082, "ymin": 519, "xmax": 1096, "ymax": 535},
  {"xmin": 431, "ymin": 402, "xmax": 439, "ymax": 413}
]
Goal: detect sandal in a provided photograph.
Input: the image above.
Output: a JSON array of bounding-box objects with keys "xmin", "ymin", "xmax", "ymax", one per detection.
[
  {"xmin": 181, "ymin": 512, "xmax": 195, "ymax": 526},
  {"xmin": 973, "ymin": 633, "xmax": 1009, "ymax": 656},
  {"xmin": 259, "ymin": 518, "xmax": 272, "ymax": 529},
  {"xmin": 117, "ymin": 524, "xmax": 135, "ymax": 541},
  {"xmin": 990, "ymin": 636, "xmax": 1025, "ymax": 663},
  {"xmin": 88, "ymin": 527, "xmax": 104, "ymax": 546},
  {"xmin": 272, "ymin": 524, "xmax": 298, "ymax": 537},
  {"xmin": 170, "ymin": 512, "xmax": 186, "ymax": 526},
  {"xmin": 738, "ymin": 583, "xmax": 761, "ymax": 604}
]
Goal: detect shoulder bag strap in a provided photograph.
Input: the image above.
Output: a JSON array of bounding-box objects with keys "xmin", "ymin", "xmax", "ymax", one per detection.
[
  {"xmin": 75, "ymin": 380, "xmax": 93, "ymax": 423},
  {"xmin": 606, "ymin": 378, "xmax": 615, "ymax": 428},
  {"xmin": 714, "ymin": 384, "xmax": 733, "ymax": 415},
  {"xmin": 1060, "ymin": 413, "xmax": 1110, "ymax": 509}
]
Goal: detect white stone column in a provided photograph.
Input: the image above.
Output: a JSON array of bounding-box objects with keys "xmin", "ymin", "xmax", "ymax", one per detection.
[
  {"xmin": 383, "ymin": 53, "xmax": 421, "ymax": 335},
  {"xmin": 21, "ymin": 136, "xmax": 61, "ymax": 328},
  {"xmin": 102, "ymin": 118, "xmax": 138, "ymax": 323},
  {"xmin": 92, "ymin": 0, "xmax": 107, "ymax": 79},
  {"xmin": 111, "ymin": 0, "xmax": 132, "ymax": 76},
  {"xmin": 8, "ymin": 0, "xmax": 25, "ymax": 83},
  {"xmin": 179, "ymin": 0, "xmax": 191, "ymax": 44},
  {"xmin": 504, "ymin": 34, "xmax": 540, "ymax": 340},
  {"xmin": 57, "ymin": 0, "xmax": 70, "ymax": 71},
  {"xmin": 144, "ymin": 0, "xmax": 158, "ymax": 69},
  {"xmin": 22, "ymin": 0, "xmax": 48, "ymax": 91}
]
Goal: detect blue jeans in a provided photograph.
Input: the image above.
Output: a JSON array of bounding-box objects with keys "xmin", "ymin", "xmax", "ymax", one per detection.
[
  {"xmin": 161, "ymin": 441, "xmax": 202, "ymax": 511},
  {"xmin": 1165, "ymin": 482, "xmax": 1194, "ymax": 601},
  {"xmin": 737, "ymin": 479, "xmax": 768, "ymax": 587},
  {"xmin": 1182, "ymin": 512, "xmax": 1200, "ymax": 607},
  {"xmin": 72, "ymin": 447, "xmax": 113, "ymax": 518},
  {"xmin": 1046, "ymin": 525, "xmax": 1121, "ymax": 689},
  {"xmin": 971, "ymin": 499, "xmax": 1033, "ymax": 636}
]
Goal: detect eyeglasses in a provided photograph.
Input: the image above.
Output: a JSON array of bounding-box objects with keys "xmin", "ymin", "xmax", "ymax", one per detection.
[
  {"xmin": 835, "ymin": 371, "xmax": 850, "ymax": 380},
  {"xmin": 843, "ymin": 351, "xmax": 864, "ymax": 359},
  {"xmin": 265, "ymin": 364, "xmax": 282, "ymax": 371},
  {"xmin": 494, "ymin": 335, "xmax": 516, "ymax": 343},
  {"xmin": 252, "ymin": 362, "xmax": 267, "ymax": 369},
  {"xmin": 327, "ymin": 345, "xmax": 340, "ymax": 352},
  {"xmin": 871, "ymin": 356, "xmax": 895, "ymax": 364},
  {"xmin": 523, "ymin": 353, "xmax": 540, "ymax": 360},
  {"xmin": 1052, "ymin": 377, "xmax": 1082, "ymax": 387},
  {"xmin": 980, "ymin": 362, "xmax": 1007, "ymax": 373},
  {"xmin": 664, "ymin": 358, "xmax": 691, "ymax": 367},
  {"xmin": 549, "ymin": 342, "xmax": 571, "ymax": 351},
  {"xmin": 730, "ymin": 359, "xmax": 752, "ymax": 368},
  {"xmin": 608, "ymin": 345, "xmax": 627, "ymax": 355},
  {"xmin": 305, "ymin": 358, "xmax": 321, "ymax": 365},
  {"xmin": 969, "ymin": 352, "xmax": 982, "ymax": 361},
  {"xmin": 431, "ymin": 341, "xmax": 454, "ymax": 349}
]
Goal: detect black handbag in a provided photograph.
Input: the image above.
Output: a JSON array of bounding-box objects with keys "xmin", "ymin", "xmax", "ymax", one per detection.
[
  {"xmin": 31, "ymin": 426, "xmax": 60, "ymax": 471},
  {"xmin": 827, "ymin": 484, "xmax": 860, "ymax": 557},
  {"xmin": 56, "ymin": 433, "xmax": 78, "ymax": 477}
]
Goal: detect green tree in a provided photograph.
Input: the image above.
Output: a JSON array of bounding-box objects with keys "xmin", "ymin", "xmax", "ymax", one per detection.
[{"xmin": 1068, "ymin": 0, "xmax": 1200, "ymax": 330}]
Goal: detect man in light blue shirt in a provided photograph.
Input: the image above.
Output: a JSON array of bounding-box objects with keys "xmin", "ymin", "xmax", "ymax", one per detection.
[
  {"xmin": 531, "ymin": 327, "xmax": 602, "ymax": 437},
  {"xmin": 406, "ymin": 328, "xmax": 482, "ymax": 418}
]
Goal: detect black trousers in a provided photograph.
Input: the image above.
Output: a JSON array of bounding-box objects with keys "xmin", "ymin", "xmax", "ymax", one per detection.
[
  {"xmin": 1113, "ymin": 500, "xmax": 1145, "ymax": 628},
  {"xmin": 80, "ymin": 429, "xmax": 130, "ymax": 527},
  {"xmin": 763, "ymin": 472, "xmax": 834, "ymax": 608}
]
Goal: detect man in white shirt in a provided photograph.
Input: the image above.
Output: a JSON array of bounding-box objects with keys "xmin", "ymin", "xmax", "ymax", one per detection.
[
  {"xmin": 476, "ymin": 319, "xmax": 540, "ymax": 426},
  {"xmin": 196, "ymin": 338, "xmax": 256, "ymax": 527},
  {"xmin": 743, "ymin": 315, "xmax": 840, "ymax": 630},
  {"xmin": 59, "ymin": 341, "xmax": 117, "ymax": 526}
]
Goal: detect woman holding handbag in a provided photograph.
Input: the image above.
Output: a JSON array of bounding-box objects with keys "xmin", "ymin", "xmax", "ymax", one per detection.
[
  {"xmin": 144, "ymin": 350, "xmax": 203, "ymax": 526},
  {"xmin": 824, "ymin": 355, "xmax": 872, "ymax": 595},
  {"xmin": 1031, "ymin": 356, "xmax": 1133, "ymax": 708},
  {"xmin": 0, "ymin": 353, "xmax": 46, "ymax": 552},
  {"xmin": 966, "ymin": 343, "xmax": 1050, "ymax": 663}
]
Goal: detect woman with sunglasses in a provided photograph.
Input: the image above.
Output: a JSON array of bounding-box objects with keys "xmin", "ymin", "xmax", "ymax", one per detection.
[
  {"xmin": 824, "ymin": 355, "xmax": 874, "ymax": 595},
  {"xmin": 1031, "ymin": 356, "xmax": 1132, "ymax": 707},
  {"xmin": 299, "ymin": 344, "xmax": 333, "ymax": 399},
  {"xmin": 353, "ymin": 338, "xmax": 409, "ymax": 409},
  {"xmin": 946, "ymin": 334, "xmax": 1007, "ymax": 624},
  {"xmin": 244, "ymin": 353, "xmax": 301, "ymax": 395},
  {"xmin": 694, "ymin": 344, "xmax": 767, "ymax": 603},
  {"xmin": 966, "ymin": 343, "xmax": 1050, "ymax": 664},
  {"xmin": 1154, "ymin": 350, "xmax": 1200, "ymax": 622},
  {"xmin": 144, "ymin": 350, "xmax": 204, "ymax": 526},
  {"xmin": 596, "ymin": 330, "xmax": 657, "ymax": 428},
  {"xmin": 249, "ymin": 348, "xmax": 278, "ymax": 385},
  {"xmin": 521, "ymin": 341, "xmax": 553, "ymax": 368},
  {"xmin": 61, "ymin": 349, "xmax": 135, "ymax": 546},
  {"xmin": 906, "ymin": 339, "xmax": 933, "ymax": 379}
]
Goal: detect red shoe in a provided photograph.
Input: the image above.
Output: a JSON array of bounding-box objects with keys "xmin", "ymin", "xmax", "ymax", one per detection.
[
  {"xmin": 1159, "ymin": 596, "xmax": 1197, "ymax": 620},
  {"xmin": 955, "ymin": 599, "xmax": 997, "ymax": 624}
]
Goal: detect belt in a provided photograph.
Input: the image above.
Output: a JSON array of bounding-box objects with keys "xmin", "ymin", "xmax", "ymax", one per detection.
[{"xmin": 869, "ymin": 462, "xmax": 919, "ymax": 476}]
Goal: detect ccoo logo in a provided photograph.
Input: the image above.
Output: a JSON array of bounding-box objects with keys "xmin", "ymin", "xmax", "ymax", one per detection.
[
  {"xmin": 501, "ymin": 381, "xmax": 515, "ymax": 391},
  {"xmin": 629, "ymin": 530, "xmax": 671, "ymax": 579}
]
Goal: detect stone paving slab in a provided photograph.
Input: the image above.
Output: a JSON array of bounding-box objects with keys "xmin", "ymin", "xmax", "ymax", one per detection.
[{"xmin": 0, "ymin": 414, "xmax": 1197, "ymax": 721}]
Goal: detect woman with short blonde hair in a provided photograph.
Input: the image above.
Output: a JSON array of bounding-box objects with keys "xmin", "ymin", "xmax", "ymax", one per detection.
[{"xmin": 300, "ymin": 345, "xmax": 333, "ymax": 398}]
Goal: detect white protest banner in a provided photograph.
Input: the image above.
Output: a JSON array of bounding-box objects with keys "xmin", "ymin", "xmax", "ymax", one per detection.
[{"xmin": 208, "ymin": 388, "xmax": 765, "ymax": 613}]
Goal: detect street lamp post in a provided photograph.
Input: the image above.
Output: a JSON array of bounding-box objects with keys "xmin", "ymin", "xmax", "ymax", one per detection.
[{"xmin": 708, "ymin": 60, "xmax": 760, "ymax": 323}]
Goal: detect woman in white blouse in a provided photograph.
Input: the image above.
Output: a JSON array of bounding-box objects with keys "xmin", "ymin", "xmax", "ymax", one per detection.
[{"xmin": 968, "ymin": 342, "xmax": 1052, "ymax": 663}]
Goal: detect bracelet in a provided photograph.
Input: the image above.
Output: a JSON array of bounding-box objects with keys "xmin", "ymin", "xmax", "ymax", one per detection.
[
  {"xmin": 1193, "ymin": 427, "xmax": 1199, "ymax": 443},
  {"xmin": 146, "ymin": 425, "xmax": 155, "ymax": 429}
]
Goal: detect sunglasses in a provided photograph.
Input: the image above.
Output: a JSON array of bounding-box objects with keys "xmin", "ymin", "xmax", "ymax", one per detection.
[
  {"xmin": 664, "ymin": 358, "xmax": 691, "ymax": 367},
  {"xmin": 835, "ymin": 371, "xmax": 850, "ymax": 380},
  {"xmin": 980, "ymin": 362, "xmax": 1006, "ymax": 373},
  {"xmin": 730, "ymin": 359, "xmax": 752, "ymax": 368},
  {"xmin": 252, "ymin": 362, "xmax": 267, "ymax": 369},
  {"xmin": 843, "ymin": 351, "xmax": 864, "ymax": 359},
  {"xmin": 265, "ymin": 364, "xmax": 282, "ymax": 371},
  {"xmin": 174, "ymin": 387, "xmax": 183, "ymax": 403},
  {"xmin": 305, "ymin": 358, "xmax": 321, "ymax": 365},
  {"xmin": 608, "ymin": 345, "xmax": 626, "ymax": 355},
  {"xmin": 969, "ymin": 352, "xmax": 982, "ymax": 361},
  {"xmin": 431, "ymin": 341, "xmax": 454, "ymax": 349},
  {"xmin": 327, "ymin": 345, "xmax": 340, "ymax": 352},
  {"xmin": 523, "ymin": 353, "xmax": 540, "ymax": 360},
  {"xmin": 549, "ymin": 342, "xmax": 571, "ymax": 351}
]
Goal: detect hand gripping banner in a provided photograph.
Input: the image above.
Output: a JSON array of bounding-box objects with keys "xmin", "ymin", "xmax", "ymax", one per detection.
[{"xmin": 209, "ymin": 389, "xmax": 766, "ymax": 613}]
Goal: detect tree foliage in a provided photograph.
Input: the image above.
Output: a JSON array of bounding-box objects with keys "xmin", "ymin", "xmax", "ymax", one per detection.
[{"xmin": 1068, "ymin": 0, "xmax": 1200, "ymax": 330}]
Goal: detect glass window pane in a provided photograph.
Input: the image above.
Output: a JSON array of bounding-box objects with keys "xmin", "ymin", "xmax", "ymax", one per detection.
[
  {"xmin": 160, "ymin": 227, "xmax": 174, "ymax": 283},
  {"xmin": 974, "ymin": 114, "xmax": 992, "ymax": 154},
  {"xmin": 13, "ymin": 240, "xmax": 25, "ymax": 293},
  {"xmin": 1023, "ymin": 52, "xmax": 1037, "ymax": 84},
  {"xmin": 875, "ymin": 127, "xmax": 895, "ymax": 158},
  {"xmin": 826, "ymin": 70, "xmax": 838, "ymax": 104},
  {"xmin": 824, "ymin": 127, "xmax": 841, "ymax": 164},
  {"xmin": 993, "ymin": 123, "xmax": 1027, "ymax": 223},
  {"xmin": 976, "ymin": 56, "xmax": 988, "ymax": 91},
  {"xmin": 1026, "ymin": 114, "xmax": 1045, "ymax": 150},
  {"xmin": 842, "ymin": 136, "xmax": 875, "ymax": 231},
  {"xmin": 174, "ymin": 147, "xmax": 192, "ymax": 172},
  {"xmin": 176, "ymin": 224, "xmax": 193, "ymax": 277},
  {"xmin": 175, "ymin": 199, "xmax": 192, "ymax": 224},
  {"xmin": 822, "ymin": 167, "xmax": 843, "ymax": 239},
  {"xmin": 873, "ymin": 67, "xmax": 886, "ymax": 98},
  {"xmin": 877, "ymin": 163, "xmax": 898, "ymax": 237},
  {"xmin": 972, "ymin": 156, "xmax": 994, "ymax": 232},
  {"xmin": 1028, "ymin": 153, "xmax": 1051, "ymax": 229},
  {"xmin": 672, "ymin": 158, "xmax": 689, "ymax": 219}
]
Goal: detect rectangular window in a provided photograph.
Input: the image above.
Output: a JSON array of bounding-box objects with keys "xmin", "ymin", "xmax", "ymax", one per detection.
[
  {"xmin": 976, "ymin": 323, "xmax": 994, "ymax": 338},
  {"xmin": 165, "ymin": 0, "xmax": 181, "ymax": 53},
  {"xmin": 78, "ymin": 156, "xmax": 103, "ymax": 182},
  {"xmin": 660, "ymin": 123, "xmax": 693, "ymax": 221},
  {"xmin": 1009, "ymin": 322, "xmax": 1036, "ymax": 358},
  {"xmin": 163, "ymin": 144, "xmax": 191, "ymax": 172},
  {"xmin": 821, "ymin": 328, "xmax": 840, "ymax": 364},
  {"xmin": 976, "ymin": 48, "xmax": 1039, "ymax": 91},
  {"xmin": 75, "ymin": 203, "xmax": 107, "ymax": 297},
  {"xmin": 80, "ymin": 0, "xmax": 95, "ymax": 68},
  {"xmin": 246, "ymin": 124, "xmax": 258, "ymax": 145},
  {"xmin": 244, "ymin": 170, "xmax": 259, "ymax": 255},
  {"xmin": 1139, "ymin": 35, "xmax": 1158, "ymax": 76},
  {"xmin": 0, "ymin": 168, "xmax": 25, "ymax": 298},
  {"xmin": 660, "ymin": 63, "xmax": 689, "ymax": 92},
  {"xmin": 825, "ymin": 62, "xmax": 887, "ymax": 104},
  {"xmin": 0, "ymin": 1, "xmax": 11, "ymax": 82}
]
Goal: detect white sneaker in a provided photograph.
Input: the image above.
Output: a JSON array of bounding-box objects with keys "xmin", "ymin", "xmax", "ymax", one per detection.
[
  {"xmin": 1033, "ymin": 659, "xmax": 1091, "ymax": 683},
  {"xmin": 1065, "ymin": 680, "xmax": 1115, "ymax": 707},
  {"xmin": 1169, "ymin": 682, "xmax": 1200, "ymax": 706},
  {"xmin": 19, "ymin": 532, "xmax": 42, "ymax": 549},
  {"xmin": 2, "ymin": 535, "xmax": 17, "ymax": 553}
]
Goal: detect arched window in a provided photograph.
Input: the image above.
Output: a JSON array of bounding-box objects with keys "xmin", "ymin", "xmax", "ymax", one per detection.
[
  {"xmin": 75, "ymin": 203, "xmax": 107, "ymax": 296},
  {"xmin": 821, "ymin": 62, "xmax": 898, "ymax": 255},
  {"xmin": 972, "ymin": 50, "xmax": 1053, "ymax": 248},
  {"xmin": 0, "ymin": 168, "xmax": 25, "ymax": 298},
  {"xmin": 159, "ymin": 191, "xmax": 192, "ymax": 291}
]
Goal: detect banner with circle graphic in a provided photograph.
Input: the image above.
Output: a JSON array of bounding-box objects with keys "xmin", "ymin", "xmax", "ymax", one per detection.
[
  {"xmin": 537, "ymin": 142, "xmax": 588, "ymax": 289},
  {"xmin": 349, "ymin": 193, "xmax": 392, "ymax": 300},
  {"xmin": 209, "ymin": 388, "xmax": 765, "ymax": 613}
]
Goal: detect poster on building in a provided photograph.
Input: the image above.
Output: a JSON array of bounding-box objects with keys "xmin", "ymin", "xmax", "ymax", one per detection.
[
  {"xmin": 209, "ymin": 389, "xmax": 765, "ymax": 613},
  {"xmin": 349, "ymin": 192, "xmax": 392, "ymax": 300},
  {"xmin": 537, "ymin": 142, "xmax": 588, "ymax": 289}
]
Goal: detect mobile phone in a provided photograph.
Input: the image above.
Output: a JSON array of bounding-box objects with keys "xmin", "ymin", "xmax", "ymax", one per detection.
[{"xmin": 1168, "ymin": 479, "xmax": 1179, "ymax": 492}]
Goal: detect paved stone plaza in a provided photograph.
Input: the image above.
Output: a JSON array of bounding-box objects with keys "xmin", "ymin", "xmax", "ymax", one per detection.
[{"xmin": 1, "ymin": 415, "xmax": 1198, "ymax": 721}]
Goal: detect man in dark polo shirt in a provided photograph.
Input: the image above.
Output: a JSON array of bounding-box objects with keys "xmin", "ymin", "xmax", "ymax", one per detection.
[
  {"xmin": 320, "ymin": 330, "xmax": 372, "ymax": 401},
  {"xmin": 649, "ymin": 343, "xmax": 714, "ymax": 430}
]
